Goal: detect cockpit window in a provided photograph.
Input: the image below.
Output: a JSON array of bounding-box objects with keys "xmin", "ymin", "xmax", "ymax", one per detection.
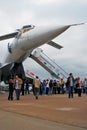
[
  {"xmin": 22, "ymin": 25, "xmax": 35, "ymax": 33},
  {"xmin": 22, "ymin": 25, "xmax": 32, "ymax": 29}
]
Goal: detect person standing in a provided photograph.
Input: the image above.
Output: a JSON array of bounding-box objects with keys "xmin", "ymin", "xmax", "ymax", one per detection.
[
  {"xmin": 46, "ymin": 79, "xmax": 49, "ymax": 95},
  {"xmin": 25, "ymin": 78, "xmax": 30, "ymax": 94},
  {"xmin": 57, "ymin": 81, "xmax": 61, "ymax": 94},
  {"xmin": 15, "ymin": 75, "xmax": 23, "ymax": 100},
  {"xmin": 42, "ymin": 80, "xmax": 47, "ymax": 95},
  {"xmin": 67, "ymin": 73, "xmax": 74, "ymax": 98},
  {"xmin": 76, "ymin": 77, "xmax": 82, "ymax": 97},
  {"xmin": 60, "ymin": 78, "xmax": 65, "ymax": 94},
  {"xmin": 49, "ymin": 79, "xmax": 53, "ymax": 95},
  {"xmin": 8, "ymin": 77, "xmax": 14, "ymax": 101},
  {"xmin": 83, "ymin": 78, "xmax": 87, "ymax": 95},
  {"xmin": 33, "ymin": 76, "xmax": 40, "ymax": 99},
  {"xmin": 53, "ymin": 80, "xmax": 57, "ymax": 94},
  {"xmin": 21, "ymin": 79, "xmax": 25, "ymax": 96}
]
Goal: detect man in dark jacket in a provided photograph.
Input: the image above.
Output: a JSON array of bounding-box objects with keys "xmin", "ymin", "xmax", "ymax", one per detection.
[
  {"xmin": 67, "ymin": 73, "xmax": 74, "ymax": 98},
  {"xmin": 8, "ymin": 77, "xmax": 14, "ymax": 100}
]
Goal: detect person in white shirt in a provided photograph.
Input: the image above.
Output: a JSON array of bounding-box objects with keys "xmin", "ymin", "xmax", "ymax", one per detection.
[
  {"xmin": 33, "ymin": 76, "xmax": 41, "ymax": 99},
  {"xmin": 15, "ymin": 75, "xmax": 23, "ymax": 100}
]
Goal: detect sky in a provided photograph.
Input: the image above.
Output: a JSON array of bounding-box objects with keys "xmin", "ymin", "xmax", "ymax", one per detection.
[{"xmin": 0, "ymin": 0, "xmax": 87, "ymax": 80}]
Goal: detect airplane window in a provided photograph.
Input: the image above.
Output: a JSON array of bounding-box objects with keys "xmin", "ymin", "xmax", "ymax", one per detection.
[
  {"xmin": 23, "ymin": 25, "xmax": 31, "ymax": 29},
  {"xmin": 22, "ymin": 25, "xmax": 35, "ymax": 33},
  {"xmin": 22, "ymin": 25, "xmax": 35, "ymax": 29}
]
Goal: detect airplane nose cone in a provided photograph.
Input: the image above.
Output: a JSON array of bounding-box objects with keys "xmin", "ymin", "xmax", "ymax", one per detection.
[
  {"xmin": 20, "ymin": 25, "xmax": 70, "ymax": 51},
  {"xmin": 45, "ymin": 25, "xmax": 70, "ymax": 38},
  {"xmin": 32, "ymin": 25, "xmax": 70, "ymax": 43}
]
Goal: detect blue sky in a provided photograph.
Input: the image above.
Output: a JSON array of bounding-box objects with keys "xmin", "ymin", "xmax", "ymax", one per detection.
[{"xmin": 0, "ymin": 0, "xmax": 87, "ymax": 79}]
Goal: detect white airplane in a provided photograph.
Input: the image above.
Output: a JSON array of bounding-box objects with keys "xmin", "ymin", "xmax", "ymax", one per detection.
[{"xmin": 0, "ymin": 23, "xmax": 83, "ymax": 81}]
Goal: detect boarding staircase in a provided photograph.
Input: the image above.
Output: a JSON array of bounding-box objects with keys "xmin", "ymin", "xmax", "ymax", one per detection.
[{"xmin": 30, "ymin": 48, "xmax": 68, "ymax": 79}]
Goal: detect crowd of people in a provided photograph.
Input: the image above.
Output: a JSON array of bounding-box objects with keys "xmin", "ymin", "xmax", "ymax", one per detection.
[{"xmin": 8, "ymin": 73, "xmax": 87, "ymax": 101}]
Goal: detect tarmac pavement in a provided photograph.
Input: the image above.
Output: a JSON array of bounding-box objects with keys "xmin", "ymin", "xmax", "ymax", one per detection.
[
  {"xmin": 0, "ymin": 92, "xmax": 87, "ymax": 130},
  {"xmin": 0, "ymin": 110, "xmax": 86, "ymax": 130}
]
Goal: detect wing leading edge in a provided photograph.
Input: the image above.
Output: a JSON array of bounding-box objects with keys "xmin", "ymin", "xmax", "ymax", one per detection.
[
  {"xmin": 0, "ymin": 32, "xmax": 18, "ymax": 41},
  {"xmin": 47, "ymin": 41, "xmax": 63, "ymax": 49}
]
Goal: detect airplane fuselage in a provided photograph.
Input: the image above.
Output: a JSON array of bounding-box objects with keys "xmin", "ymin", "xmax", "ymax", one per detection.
[
  {"xmin": 0, "ymin": 25, "xmax": 70, "ymax": 66},
  {"xmin": 0, "ymin": 23, "xmax": 82, "ymax": 81}
]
